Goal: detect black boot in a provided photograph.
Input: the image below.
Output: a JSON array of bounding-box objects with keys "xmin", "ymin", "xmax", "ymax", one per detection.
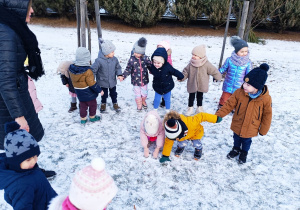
[
  {"xmin": 175, "ymin": 146, "xmax": 185, "ymax": 157},
  {"xmin": 68, "ymin": 102, "xmax": 77, "ymax": 113},
  {"xmin": 238, "ymin": 150, "xmax": 248, "ymax": 164},
  {"xmin": 40, "ymin": 168, "xmax": 56, "ymax": 179},
  {"xmin": 160, "ymin": 98, "xmax": 165, "ymax": 108},
  {"xmin": 227, "ymin": 147, "xmax": 240, "ymax": 159},
  {"xmin": 194, "ymin": 149, "xmax": 202, "ymax": 160}
]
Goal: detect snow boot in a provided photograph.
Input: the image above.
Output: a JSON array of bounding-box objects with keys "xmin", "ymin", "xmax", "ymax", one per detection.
[
  {"xmin": 194, "ymin": 149, "xmax": 202, "ymax": 160},
  {"xmin": 135, "ymin": 98, "xmax": 142, "ymax": 111},
  {"xmin": 152, "ymin": 147, "xmax": 160, "ymax": 159},
  {"xmin": 142, "ymin": 97, "xmax": 148, "ymax": 109},
  {"xmin": 113, "ymin": 103, "xmax": 121, "ymax": 112},
  {"xmin": 90, "ymin": 115, "xmax": 101, "ymax": 122},
  {"xmin": 144, "ymin": 147, "xmax": 149, "ymax": 158},
  {"xmin": 80, "ymin": 117, "xmax": 87, "ymax": 125},
  {"xmin": 68, "ymin": 102, "xmax": 77, "ymax": 113},
  {"xmin": 195, "ymin": 106, "xmax": 204, "ymax": 114},
  {"xmin": 238, "ymin": 150, "xmax": 248, "ymax": 164},
  {"xmin": 175, "ymin": 146, "xmax": 185, "ymax": 157},
  {"xmin": 100, "ymin": 103, "xmax": 106, "ymax": 112},
  {"xmin": 160, "ymin": 98, "xmax": 165, "ymax": 108},
  {"xmin": 227, "ymin": 147, "xmax": 241, "ymax": 159},
  {"xmin": 217, "ymin": 104, "xmax": 222, "ymax": 111},
  {"xmin": 185, "ymin": 107, "xmax": 194, "ymax": 116}
]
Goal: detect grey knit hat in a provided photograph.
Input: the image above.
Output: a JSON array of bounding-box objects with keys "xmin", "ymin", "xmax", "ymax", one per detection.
[
  {"xmin": 4, "ymin": 122, "xmax": 40, "ymax": 171},
  {"xmin": 231, "ymin": 36, "xmax": 248, "ymax": 53},
  {"xmin": 100, "ymin": 39, "xmax": 116, "ymax": 56},
  {"xmin": 74, "ymin": 47, "xmax": 91, "ymax": 66},
  {"xmin": 133, "ymin": 37, "xmax": 147, "ymax": 55}
]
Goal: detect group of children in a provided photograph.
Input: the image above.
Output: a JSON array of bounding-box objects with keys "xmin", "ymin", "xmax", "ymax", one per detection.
[{"xmin": 0, "ymin": 36, "xmax": 272, "ymax": 209}]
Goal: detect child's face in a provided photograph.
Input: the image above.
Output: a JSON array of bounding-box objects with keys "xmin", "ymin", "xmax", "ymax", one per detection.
[
  {"xmin": 237, "ymin": 47, "xmax": 248, "ymax": 57},
  {"xmin": 134, "ymin": 52, "xmax": 143, "ymax": 59},
  {"xmin": 105, "ymin": 51, "xmax": 115, "ymax": 58},
  {"xmin": 192, "ymin": 54, "xmax": 201, "ymax": 60},
  {"xmin": 153, "ymin": 60, "xmax": 163, "ymax": 69},
  {"xmin": 243, "ymin": 82, "xmax": 258, "ymax": 94},
  {"xmin": 20, "ymin": 155, "xmax": 38, "ymax": 170}
]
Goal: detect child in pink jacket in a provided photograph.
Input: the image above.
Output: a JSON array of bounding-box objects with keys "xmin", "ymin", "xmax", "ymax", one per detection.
[{"xmin": 140, "ymin": 110, "xmax": 165, "ymax": 158}]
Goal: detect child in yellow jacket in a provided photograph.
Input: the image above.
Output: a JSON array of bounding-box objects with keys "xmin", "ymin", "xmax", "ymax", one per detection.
[{"xmin": 159, "ymin": 110, "xmax": 222, "ymax": 162}]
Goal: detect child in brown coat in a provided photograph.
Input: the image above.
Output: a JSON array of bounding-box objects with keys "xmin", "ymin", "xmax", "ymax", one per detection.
[
  {"xmin": 181, "ymin": 45, "xmax": 221, "ymax": 115},
  {"xmin": 215, "ymin": 63, "xmax": 272, "ymax": 164}
]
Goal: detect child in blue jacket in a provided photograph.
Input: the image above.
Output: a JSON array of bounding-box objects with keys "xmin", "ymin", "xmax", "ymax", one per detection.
[
  {"xmin": 149, "ymin": 48, "xmax": 184, "ymax": 112},
  {"xmin": 0, "ymin": 122, "xmax": 57, "ymax": 210}
]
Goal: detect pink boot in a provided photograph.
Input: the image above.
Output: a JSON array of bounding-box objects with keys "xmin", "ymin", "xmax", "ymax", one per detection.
[
  {"xmin": 135, "ymin": 98, "xmax": 142, "ymax": 111},
  {"xmin": 144, "ymin": 147, "xmax": 149, "ymax": 158},
  {"xmin": 152, "ymin": 147, "xmax": 160, "ymax": 159}
]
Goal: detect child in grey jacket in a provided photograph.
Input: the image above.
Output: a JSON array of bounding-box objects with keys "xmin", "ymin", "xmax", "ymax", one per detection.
[{"xmin": 91, "ymin": 39, "xmax": 123, "ymax": 113}]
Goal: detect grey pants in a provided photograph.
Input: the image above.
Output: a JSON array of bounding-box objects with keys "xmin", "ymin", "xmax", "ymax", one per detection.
[{"xmin": 178, "ymin": 139, "xmax": 202, "ymax": 150}]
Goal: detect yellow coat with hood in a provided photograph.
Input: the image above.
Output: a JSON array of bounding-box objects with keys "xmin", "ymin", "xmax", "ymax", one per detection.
[{"xmin": 162, "ymin": 113, "xmax": 218, "ymax": 156}]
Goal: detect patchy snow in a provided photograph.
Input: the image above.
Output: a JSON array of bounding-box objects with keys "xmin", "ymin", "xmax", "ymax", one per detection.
[{"xmin": 0, "ymin": 25, "xmax": 300, "ymax": 209}]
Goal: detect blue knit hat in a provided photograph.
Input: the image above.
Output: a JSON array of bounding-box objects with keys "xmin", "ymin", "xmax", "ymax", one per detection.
[
  {"xmin": 4, "ymin": 122, "xmax": 40, "ymax": 171},
  {"xmin": 244, "ymin": 63, "xmax": 269, "ymax": 91}
]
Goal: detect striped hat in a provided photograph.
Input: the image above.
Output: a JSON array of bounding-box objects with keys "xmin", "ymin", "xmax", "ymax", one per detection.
[
  {"xmin": 69, "ymin": 158, "xmax": 118, "ymax": 210},
  {"xmin": 165, "ymin": 119, "xmax": 182, "ymax": 140}
]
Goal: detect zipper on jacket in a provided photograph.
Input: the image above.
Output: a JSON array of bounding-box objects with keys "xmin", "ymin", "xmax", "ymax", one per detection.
[
  {"xmin": 258, "ymin": 106, "xmax": 260, "ymax": 120},
  {"xmin": 139, "ymin": 58, "xmax": 143, "ymax": 86},
  {"xmin": 237, "ymin": 103, "xmax": 241, "ymax": 115}
]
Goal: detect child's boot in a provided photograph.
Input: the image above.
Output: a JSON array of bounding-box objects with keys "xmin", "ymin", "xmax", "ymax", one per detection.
[
  {"xmin": 196, "ymin": 106, "xmax": 204, "ymax": 113},
  {"xmin": 175, "ymin": 146, "xmax": 185, "ymax": 157},
  {"xmin": 135, "ymin": 98, "xmax": 142, "ymax": 111},
  {"xmin": 142, "ymin": 97, "xmax": 147, "ymax": 109},
  {"xmin": 80, "ymin": 117, "xmax": 87, "ymax": 124},
  {"xmin": 100, "ymin": 103, "xmax": 106, "ymax": 113},
  {"xmin": 185, "ymin": 107, "xmax": 194, "ymax": 116},
  {"xmin": 90, "ymin": 115, "xmax": 101, "ymax": 122},
  {"xmin": 194, "ymin": 149, "xmax": 202, "ymax": 160},
  {"xmin": 113, "ymin": 103, "xmax": 121, "ymax": 112},
  {"xmin": 144, "ymin": 147, "xmax": 149, "ymax": 158},
  {"xmin": 152, "ymin": 147, "xmax": 160, "ymax": 159},
  {"xmin": 160, "ymin": 98, "xmax": 165, "ymax": 108},
  {"xmin": 68, "ymin": 102, "xmax": 77, "ymax": 113},
  {"xmin": 227, "ymin": 147, "xmax": 241, "ymax": 159},
  {"xmin": 238, "ymin": 150, "xmax": 248, "ymax": 164}
]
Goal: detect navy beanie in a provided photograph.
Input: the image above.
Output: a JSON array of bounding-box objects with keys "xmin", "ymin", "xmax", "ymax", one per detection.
[
  {"xmin": 244, "ymin": 63, "xmax": 269, "ymax": 91},
  {"xmin": 231, "ymin": 36, "xmax": 248, "ymax": 53},
  {"xmin": 4, "ymin": 122, "xmax": 40, "ymax": 171}
]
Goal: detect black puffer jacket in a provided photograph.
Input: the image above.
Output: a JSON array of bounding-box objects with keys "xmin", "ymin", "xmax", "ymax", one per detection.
[
  {"xmin": 0, "ymin": 0, "xmax": 44, "ymax": 149},
  {"xmin": 150, "ymin": 48, "xmax": 184, "ymax": 95}
]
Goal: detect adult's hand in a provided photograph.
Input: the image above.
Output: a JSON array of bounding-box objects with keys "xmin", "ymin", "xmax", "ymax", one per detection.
[{"xmin": 15, "ymin": 116, "xmax": 29, "ymax": 132}]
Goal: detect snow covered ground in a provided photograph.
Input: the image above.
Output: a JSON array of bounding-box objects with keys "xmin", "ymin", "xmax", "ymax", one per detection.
[{"xmin": 1, "ymin": 24, "xmax": 300, "ymax": 209}]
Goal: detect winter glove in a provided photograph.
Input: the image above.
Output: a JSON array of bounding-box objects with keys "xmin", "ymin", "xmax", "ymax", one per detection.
[
  {"xmin": 216, "ymin": 116, "xmax": 222, "ymax": 123},
  {"xmin": 159, "ymin": 155, "xmax": 171, "ymax": 163}
]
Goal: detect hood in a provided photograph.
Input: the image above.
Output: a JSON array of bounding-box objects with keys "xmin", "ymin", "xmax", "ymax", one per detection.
[
  {"xmin": 0, "ymin": 0, "xmax": 30, "ymax": 22},
  {"xmin": 151, "ymin": 48, "xmax": 168, "ymax": 66},
  {"xmin": 142, "ymin": 110, "xmax": 162, "ymax": 136},
  {"xmin": 69, "ymin": 64, "xmax": 90, "ymax": 75}
]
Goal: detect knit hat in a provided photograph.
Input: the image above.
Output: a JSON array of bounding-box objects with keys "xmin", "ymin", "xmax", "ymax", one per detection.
[
  {"xmin": 244, "ymin": 63, "xmax": 269, "ymax": 91},
  {"xmin": 69, "ymin": 158, "xmax": 118, "ymax": 210},
  {"xmin": 157, "ymin": 40, "xmax": 170, "ymax": 51},
  {"xmin": 231, "ymin": 36, "xmax": 248, "ymax": 53},
  {"xmin": 164, "ymin": 119, "xmax": 188, "ymax": 140},
  {"xmin": 144, "ymin": 114, "xmax": 159, "ymax": 136},
  {"xmin": 192, "ymin": 45, "xmax": 206, "ymax": 58},
  {"xmin": 100, "ymin": 39, "xmax": 116, "ymax": 56},
  {"xmin": 4, "ymin": 121, "xmax": 40, "ymax": 172},
  {"xmin": 133, "ymin": 37, "xmax": 147, "ymax": 55},
  {"xmin": 152, "ymin": 56, "xmax": 165, "ymax": 64},
  {"xmin": 74, "ymin": 47, "xmax": 90, "ymax": 66}
]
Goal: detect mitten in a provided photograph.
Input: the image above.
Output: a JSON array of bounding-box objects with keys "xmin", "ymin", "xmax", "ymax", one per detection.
[
  {"xmin": 159, "ymin": 155, "xmax": 171, "ymax": 163},
  {"xmin": 216, "ymin": 116, "xmax": 222, "ymax": 123}
]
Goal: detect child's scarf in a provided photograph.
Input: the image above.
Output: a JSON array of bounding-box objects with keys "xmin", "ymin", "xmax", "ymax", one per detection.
[
  {"xmin": 230, "ymin": 51, "xmax": 250, "ymax": 66},
  {"xmin": 190, "ymin": 56, "xmax": 208, "ymax": 67},
  {"xmin": 249, "ymin": 90, "xmax": 262, "ymax": 99}
]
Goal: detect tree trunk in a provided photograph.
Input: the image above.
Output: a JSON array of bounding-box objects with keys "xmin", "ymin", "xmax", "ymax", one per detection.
[
  {"xmin": 244, "ymin": 0, "xmax": 255, "ymax": 41},
  {"xmin": 80, "ymin": 0, "xmax": 86, "ymax": 47},
  {"xmin": 238, "ymin": 0, "xmax": 250, "ymax": 39},
  {"xmin": 76, "ymin": 0, "xmax": 81, "ymax": 47},
  {"xmin": 85, "ymin": 3, "xmax": 91, "ymax": 54},
  {"xmin": 94, "ymin": 0, "xmax": 102, "ymax": 44}
]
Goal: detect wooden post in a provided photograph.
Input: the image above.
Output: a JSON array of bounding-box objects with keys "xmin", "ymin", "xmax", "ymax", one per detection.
[
  {"xmin": 94, "ymin": 0, "xmax": 102, "ymax": 43},
  {"xmin": 76, "ymin": 0, "xmax": 81, "ymax": 47},
  {"xmin": 238, "ymin": 0, "xmax": 250, "ymax": 39},
  {"xmin": 85, "ymin": 3, "xmax": 91, "ymax": 54},
  {"xmin": 244, "ymin": 0, "xmax": 255, "ymax": 41},
  {"xmin": 219, "ymin": 0, "xmax": 233, "ymax": 69},
  {"xmin": 80, "ymin": 0, "xmax": 86, "ymax": 47}
]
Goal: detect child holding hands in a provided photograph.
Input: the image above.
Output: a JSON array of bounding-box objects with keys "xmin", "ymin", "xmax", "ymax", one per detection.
[
  {"xmin": 181, "ymin": 45, "xmax": 221, "ymax": 115},
  {"xmin": 218, "ymin": 36, "xmax": 252, "ymax": 109},
  {"xmin": 216, "ymin": 63, "xmax": 272, "ymax": 164}
]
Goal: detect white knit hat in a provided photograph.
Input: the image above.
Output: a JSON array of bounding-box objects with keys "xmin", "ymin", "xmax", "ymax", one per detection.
[
  {"xmin": 74, "ymin": 47, "xmax": 90, "ymax": 66},
  {"xmin": 164, "ymin": 120, "xmax": 182, "ymax": 140},
  {"xmin": 69, "ymin": 158, "xmax": 118, "ymax": 210},
  {"xmin": 144, "ymin": 114, "xmax": 159, "ymax": 136}
]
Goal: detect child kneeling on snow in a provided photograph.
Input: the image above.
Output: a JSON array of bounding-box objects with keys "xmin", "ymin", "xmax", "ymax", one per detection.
[
  {"xmin": 0, "ymin": 122, "xmax": 57, "ymax": 209},
  {"xmin": 159, "ymin": 110, "xmax": 222, "ymax": 163},
  {"xmin": 48, "ymin": 157, "xmax": 118, "ymax": 210},
  {"xmin": 140, "ymin": 110, "xmax": 165, "ymax": 158},
  {"xmin": 216, "ymin": 63, "xmax": 272, "ymax": 164}
]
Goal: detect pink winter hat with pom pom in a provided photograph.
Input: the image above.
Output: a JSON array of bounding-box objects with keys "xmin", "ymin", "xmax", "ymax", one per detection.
[
  {"xmin": 69, "ymin": 158, "xmax": 118, "ymax": 210},
  {"xmin": 157, "ymin": 40, "xmax": 171, "ymax": 51}
]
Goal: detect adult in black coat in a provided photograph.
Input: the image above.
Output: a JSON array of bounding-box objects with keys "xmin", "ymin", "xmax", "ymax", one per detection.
[{"xmin": 0, "ymin": 0, "xmax": 44, "ymax": 150}]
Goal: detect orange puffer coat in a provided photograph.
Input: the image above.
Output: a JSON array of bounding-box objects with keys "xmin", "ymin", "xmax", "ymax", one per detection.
[{"xmin": 216, "ymin": 85, "xmax": 272, "ymax": 138}]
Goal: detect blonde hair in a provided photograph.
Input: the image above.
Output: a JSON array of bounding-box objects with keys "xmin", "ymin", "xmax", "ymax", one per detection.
[{"xmin": 163, "ymin": 110, "xmax": 181, "ymax": 125}]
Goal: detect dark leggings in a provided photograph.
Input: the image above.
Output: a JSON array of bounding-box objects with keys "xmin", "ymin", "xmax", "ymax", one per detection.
[{"xmin": 188, "ymin": 92, "xmax": 203, "ymax": 107}]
